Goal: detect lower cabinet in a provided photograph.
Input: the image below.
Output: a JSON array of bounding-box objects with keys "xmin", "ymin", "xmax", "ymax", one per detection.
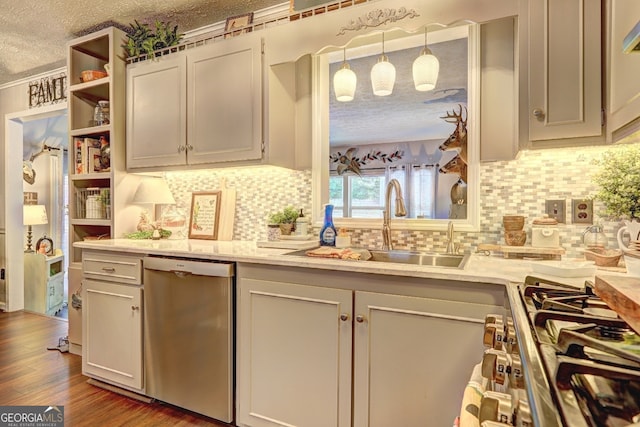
[
  {"xmin": 237, "ymin": 279, "xmax": 353, "ymax": 427},
  {"xmin": 237, "ymin": 274, "xmax": 496, "ymax": 427},
  {"xmin": 82, "ymin": 279, "xmax": 143, "ymax": 391}
]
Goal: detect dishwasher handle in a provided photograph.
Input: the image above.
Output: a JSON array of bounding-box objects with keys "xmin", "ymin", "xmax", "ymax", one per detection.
[{"xmin": 143, "ymin": 256, "xmax": 234, "ymax": 277}]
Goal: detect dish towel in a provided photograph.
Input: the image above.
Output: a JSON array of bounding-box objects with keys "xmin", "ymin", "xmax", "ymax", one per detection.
[
  {"xmin": 458, "ymin": 362, "xmax": 487, "ymax": 427},
  {"xmin": 305, "ymin": 247, "xmax": 371, "ymax": 260}
]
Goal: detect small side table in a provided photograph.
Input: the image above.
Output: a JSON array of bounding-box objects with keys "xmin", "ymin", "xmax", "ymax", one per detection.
[{"xmin": 24, "ymin": 252, "xmax": 64, "ymax": 316}]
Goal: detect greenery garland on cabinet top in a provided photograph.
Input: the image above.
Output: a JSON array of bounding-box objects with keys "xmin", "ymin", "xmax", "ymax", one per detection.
[{"xmin": 122, "ymin": 20, "xmax": 184, "ymax": 59}]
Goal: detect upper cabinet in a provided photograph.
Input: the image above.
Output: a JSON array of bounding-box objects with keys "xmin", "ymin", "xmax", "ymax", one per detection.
[
  {"xmin": 528, "ymin": 0, "xmax": 602, "ymax": 142},
  {"xmin": 126, "ymin": 32, "xmax": 263, "ymax": 170},
  {"xmin": 605, "ymin": 0, "xmax": 640, "ymax": 140}
]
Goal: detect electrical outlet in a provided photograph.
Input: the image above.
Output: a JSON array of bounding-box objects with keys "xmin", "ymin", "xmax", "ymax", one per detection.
[
  {"xmin": 545, "ymin": 199, "xmax": 566, "ymax": 223},
  {"xmin": 572, "ymin": 199, "xmax": 593, "ymax": 224}
]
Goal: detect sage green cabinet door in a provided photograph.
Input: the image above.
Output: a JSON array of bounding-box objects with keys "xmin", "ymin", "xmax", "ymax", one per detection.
[
  {"xmin": 187, "ymin": 33, "xmax": 263, "ymax": 165},
  {"xmin": 353, "ymin": 291, "xmax": 493, "ymax": 427}
]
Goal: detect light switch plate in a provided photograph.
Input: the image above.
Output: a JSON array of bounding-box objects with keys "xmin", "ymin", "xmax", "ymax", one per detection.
[
  {"xmin": 572, "ymin": 199, "xmax": 593, "ymax": 224},
  {"xmin": 545, "ymin": 199, "xmax": 566, "ymax": 223}
]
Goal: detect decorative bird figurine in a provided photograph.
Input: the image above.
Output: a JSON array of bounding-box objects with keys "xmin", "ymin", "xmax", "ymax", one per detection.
[{"xmin": 336, "ymin": 147, "xmax": 362, "ymax": 176}]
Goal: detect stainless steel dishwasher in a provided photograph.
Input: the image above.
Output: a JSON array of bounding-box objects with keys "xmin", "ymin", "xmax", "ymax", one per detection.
[{"xmin": 143, "ymin": 256, "xmax": 234, "ymax": 423}]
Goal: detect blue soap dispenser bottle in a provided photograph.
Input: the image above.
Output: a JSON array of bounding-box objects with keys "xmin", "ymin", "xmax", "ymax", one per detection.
[{"xmin": 320, "ymin": 204, "xmax": 337, "ymax": 246}]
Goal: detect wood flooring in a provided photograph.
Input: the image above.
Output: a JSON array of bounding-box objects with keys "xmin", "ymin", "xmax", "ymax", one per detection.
[{"xmin": 0, "ymin": 310, "xmax": 233, "ymax": 426}]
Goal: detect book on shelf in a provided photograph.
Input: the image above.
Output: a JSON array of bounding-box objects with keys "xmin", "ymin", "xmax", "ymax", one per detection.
[{"xmin": 74, "ymin": 137, "xmax": 102, "ymax": 174}]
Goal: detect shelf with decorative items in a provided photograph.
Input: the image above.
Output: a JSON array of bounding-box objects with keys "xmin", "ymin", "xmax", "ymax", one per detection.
[{"xmin": 67, "ymin": 26, "xmax": 126, "ymax": 267}]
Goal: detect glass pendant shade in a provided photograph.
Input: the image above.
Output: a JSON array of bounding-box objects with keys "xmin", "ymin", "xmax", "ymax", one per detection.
[
  {"xmin": 371, "ymin": 54, "xmax": 396, "ymax": 96},
  {"xmin": 413, "ymin": 47, "xmax": 439, "ymax": 91},
  {"xmin": 333, "ymin": 62, "xmax": 357, "ymax": 102}
]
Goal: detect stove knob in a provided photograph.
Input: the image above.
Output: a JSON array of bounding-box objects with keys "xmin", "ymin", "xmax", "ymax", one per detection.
[
  {"xmin": 515, "ymin": 398, "xmax": 532, "ymax": 427},
  {"xmin": 482, "ymin": 349, "xmax": 510, "ymax": 387},
  {"xmin": 484, "ymin": 315, "xmax": 505, "ymax": 349},
  {"xmin": 480, "ymin": 390, "xmax": 513, "ymax": 425},
  {"xmin": 504, "ymin": 320, "xmax": 518, "ymax": 353},
  {"xmin": 508, "ymin": 354, "xmax": 524, "ymax": 389}
]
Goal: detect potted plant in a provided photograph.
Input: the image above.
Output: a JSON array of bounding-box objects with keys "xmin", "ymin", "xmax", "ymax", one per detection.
[
  {"xmin": 592, "ymin": 145, "xmax": 640, "ymax": 269},
  {"xmin": 122, "ymin": 20, "xmax": 183, "ymax": 59},
  {"xmin": 592, "ymin": 145, "xmax": 640, "ymax": 221},
  {"xmin": 268, "ymin": 206, "xmax": 300, "ymax": 235}
]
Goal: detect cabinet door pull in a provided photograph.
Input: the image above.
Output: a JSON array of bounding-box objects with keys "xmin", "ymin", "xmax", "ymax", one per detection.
[
  {"xmin": 532, "ymin": 108, "xmax": 545, "ymax": 120},
  {"xmin": 340, "ymin": 313, "xmax": 349, "ymax": 322},
  {"xmin": 102, "ymin": 267, "xmax": 116, "ymax": 273},
  {"xmin": 356, "ymin": 315, "xmax": 366, "ymax": 323},
  {"xmin": 178, "ymin": 145, "xmax": 186, "ymax": 153},
  {"xmin": 131, "ymin": 305, "xmax": 140, "ymax": 311},
  {"xmin": 186, "ymin": 144, "xmax": 193, "ymax": 151}
]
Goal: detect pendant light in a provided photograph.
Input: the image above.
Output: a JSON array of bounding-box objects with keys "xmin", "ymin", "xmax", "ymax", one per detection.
[
  {"xmin": 333, "ymin": 48, "xmax": 357, "ymax": 102},
  {"xmin": 371, "ymin": 33, "xmax": 396, "ymax": 96},
  {"xmin": 413, "ymin": 28, "xmax": 439, "ymax": 91}
]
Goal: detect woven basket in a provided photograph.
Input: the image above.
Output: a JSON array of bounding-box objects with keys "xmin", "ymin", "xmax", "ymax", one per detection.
[{"xmin": 583, "ymin": 248, "xmax": 622, "ymax": 267}]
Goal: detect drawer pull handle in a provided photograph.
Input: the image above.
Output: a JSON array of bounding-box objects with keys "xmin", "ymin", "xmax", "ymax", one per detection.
[{"xmin": 102, "ymin": 267, "xmax": 116, "ymax": 273}]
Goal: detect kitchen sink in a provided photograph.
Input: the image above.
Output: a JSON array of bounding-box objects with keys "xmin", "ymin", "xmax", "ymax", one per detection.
[{"xmin": 283, "ymin": 248, "xmax": 470, "ymax": 269}]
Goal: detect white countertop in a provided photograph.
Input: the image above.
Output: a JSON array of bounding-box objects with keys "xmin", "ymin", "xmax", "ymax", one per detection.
[{"xmin": 74, "ymin": 238, "xmax": 612, "ymax": 288}]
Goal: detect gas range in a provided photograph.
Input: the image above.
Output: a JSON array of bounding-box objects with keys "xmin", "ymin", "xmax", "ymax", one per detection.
[
  {"xmin": 473, "ymin": 276, "xmax": 640, "ymax": 426},
  {"xmin": 519, "ymin": 277, "xmax": 640, "ymax": 426}
]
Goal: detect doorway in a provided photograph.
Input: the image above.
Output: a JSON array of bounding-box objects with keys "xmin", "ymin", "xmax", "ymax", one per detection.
[{"xmin": 4, "ymin": 103, "xmax": 68, "ymax": 315}]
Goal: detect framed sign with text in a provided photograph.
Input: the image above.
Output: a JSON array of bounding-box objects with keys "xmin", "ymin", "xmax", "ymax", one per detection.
[{"xmin": 188, "ymin": 191, "xmax": 221, "ymax": 240}]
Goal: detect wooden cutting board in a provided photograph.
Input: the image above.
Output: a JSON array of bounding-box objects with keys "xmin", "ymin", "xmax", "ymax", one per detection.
[
  {"xmin": 217, "ymin": 179, "xmax": 236, "ymax": 241},
  {"xmin": 477, "ymin": 243, "xmax": 565, "ymax": 260},
  {"xmin": 594, "ymin": 274, "xmax": 640, "ymax": 334}
]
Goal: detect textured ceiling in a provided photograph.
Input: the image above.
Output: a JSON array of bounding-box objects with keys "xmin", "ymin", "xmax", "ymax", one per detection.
[{"xmin": 0, "ymin": 0, "xmax": 282, "ymax": 86}]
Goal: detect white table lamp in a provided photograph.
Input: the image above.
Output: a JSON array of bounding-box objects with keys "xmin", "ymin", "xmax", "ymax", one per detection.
[{"xmin": 24, "ymin": 204, "xmax": 48, "ymax": 253}]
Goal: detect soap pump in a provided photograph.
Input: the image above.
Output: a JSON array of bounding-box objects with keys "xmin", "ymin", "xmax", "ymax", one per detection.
[{"xmin": 320, "ymin": 204, "xmax": 336, "ymax": 246}]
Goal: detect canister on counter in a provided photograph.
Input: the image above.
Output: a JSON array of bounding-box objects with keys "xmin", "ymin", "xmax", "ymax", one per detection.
[{"xmin": 531, "ymin": 215, "xmax": 560, "ymax": 247}]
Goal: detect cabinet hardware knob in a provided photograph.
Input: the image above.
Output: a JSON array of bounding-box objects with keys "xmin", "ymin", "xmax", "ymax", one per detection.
[
  {"xmin": 532, "ymin": 108, "xmax": 545, "ymax": 120},
  {"xmin": 356, "ymin": 315, "xmax": 365, "ymax": 323},
  {"xmin": 340, "ymin": 313, "xmax": 349, "ymax": 321},
  {"xmin": 187, "ymin": 144, "xmax": 193, "ymax": 151},
  {"xmin": 102, "ymin": 267, "xmax": 115, "ymax": 273},
  {"xmin": 131, "ymin": 305, "xmax": 140, "ymax": 311},
  {"xmin": 178, "ymin": 145, "xmax": 186, "ymax": 153}
]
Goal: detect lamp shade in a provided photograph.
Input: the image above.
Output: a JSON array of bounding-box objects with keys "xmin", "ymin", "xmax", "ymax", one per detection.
[
  {"xmin": 413, "ymin": 47, "xmax": 439, "ymax": 91},
  {"xmin": 333, "ymin": 62, "xmax": 357, "ymax": 102},
  {"xmin": 371, "ymin": 54, "xmax": 396, "ymax": 96},
  {"xmin": 133, "ymin": 177, "xmax": 176, "ymax": 205},
  {"xmin": 23, "ymin": 204, "xmax": 48, "ymax": 225}
]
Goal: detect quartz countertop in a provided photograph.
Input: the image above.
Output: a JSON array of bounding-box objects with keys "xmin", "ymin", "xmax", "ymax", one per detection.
[{"xmin": 73, "ymin": 238, "xmax": 613, "ymax": 288}]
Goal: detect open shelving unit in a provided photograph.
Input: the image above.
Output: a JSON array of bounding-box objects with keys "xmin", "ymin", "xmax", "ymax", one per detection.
[{"xmin": 67, "ymin": 27, "xmax": 126, "ymax": 264}]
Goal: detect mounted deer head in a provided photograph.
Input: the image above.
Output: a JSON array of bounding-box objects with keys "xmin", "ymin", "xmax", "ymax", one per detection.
[
  {"xmin": 438, "ymin": 104, "xmax": 468, "ymax": 163},
  {"xmin": 439, "ymin": 153, "xmax": 467, "ymax": 184}
]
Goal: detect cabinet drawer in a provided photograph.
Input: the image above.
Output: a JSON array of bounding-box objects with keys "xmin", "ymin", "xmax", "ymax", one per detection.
[{"xmin": 82, "ymin": 251, "xmax": 142, "ymax": 285}]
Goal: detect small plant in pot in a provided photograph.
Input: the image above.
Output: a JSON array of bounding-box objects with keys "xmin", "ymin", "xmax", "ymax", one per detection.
[
  {"xmin": 592, "ymin": 145, "xmax": 640, "ymax": 274},
  {"xmin": 268, "ymin": 206, "xmax": 300, "ymax": 235}
]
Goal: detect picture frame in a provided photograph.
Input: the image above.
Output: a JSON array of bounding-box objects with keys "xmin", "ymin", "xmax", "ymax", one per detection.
[
  {"xmin": 224, "ymin": 12, "xmax": 254, "ymax": 39},
  {"xmin": 188, "ymin": 191, "xmax": 222, "ymax": 240}
]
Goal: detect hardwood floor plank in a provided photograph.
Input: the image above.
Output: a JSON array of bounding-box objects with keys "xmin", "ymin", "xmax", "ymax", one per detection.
[{"xmin": 0, "ymin": 311, "xmax": 232, "ymax": 426}]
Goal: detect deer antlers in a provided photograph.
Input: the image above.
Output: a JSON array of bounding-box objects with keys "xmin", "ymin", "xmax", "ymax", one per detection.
[{"xmin": 439, "ymin": 104, "xmax": 467, "ymax": 126}]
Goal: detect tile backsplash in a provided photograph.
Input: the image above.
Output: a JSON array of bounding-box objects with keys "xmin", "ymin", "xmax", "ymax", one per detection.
[{"xmin": 166, "ymin": 143, "xmax": 639, "ymax": 258}]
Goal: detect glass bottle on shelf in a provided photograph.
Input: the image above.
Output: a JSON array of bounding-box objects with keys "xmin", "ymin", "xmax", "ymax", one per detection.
[{"xmin": 92, "ymin": 100, "xmax": 110, "ymax": 126}]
